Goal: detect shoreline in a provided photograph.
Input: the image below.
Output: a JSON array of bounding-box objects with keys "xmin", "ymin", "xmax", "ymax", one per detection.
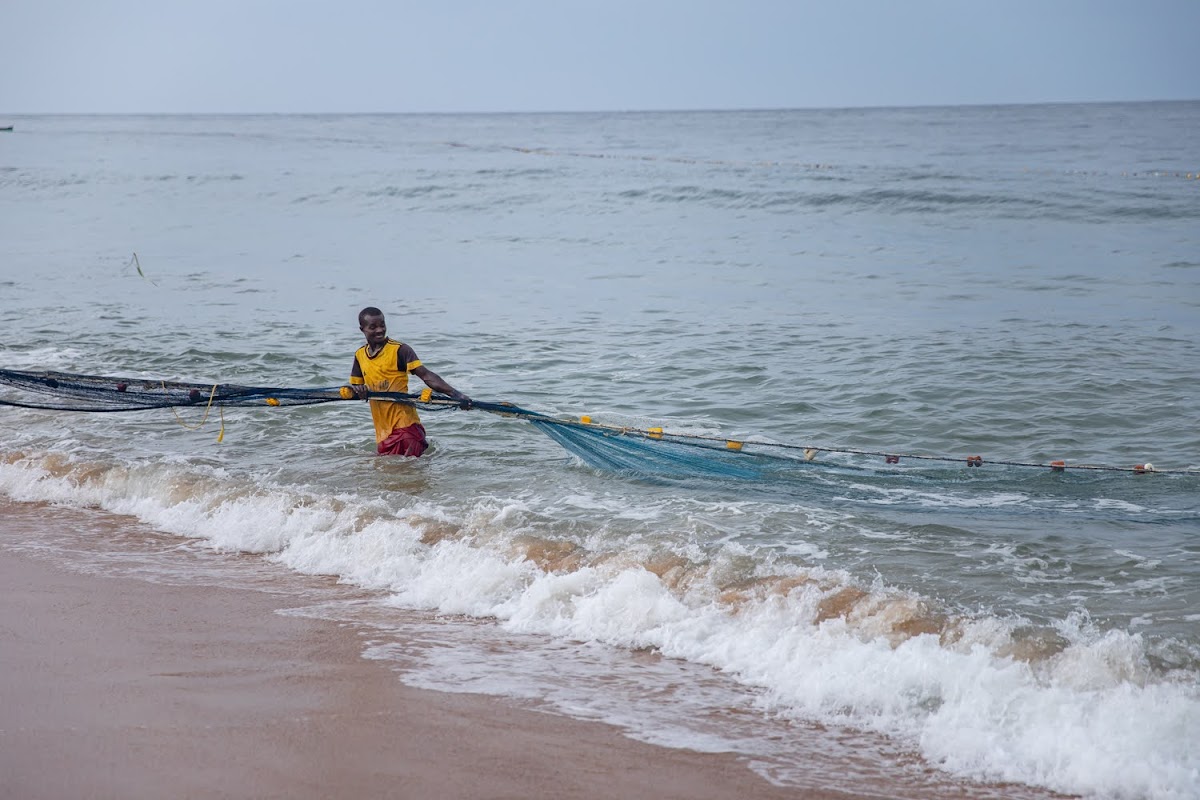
[{"xmin": 0, "ymin": 504, "xmax": 857, "ymax": 800}]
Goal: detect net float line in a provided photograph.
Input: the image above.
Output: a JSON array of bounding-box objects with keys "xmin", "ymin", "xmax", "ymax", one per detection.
[{"xmin": 2, "ymin": 369, "xmax": 1196, "ymax": 477}]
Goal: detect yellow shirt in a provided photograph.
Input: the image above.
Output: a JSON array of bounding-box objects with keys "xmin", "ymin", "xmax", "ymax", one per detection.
[{"xmin": 350, "ymin": 339, "xmax": 422, "ymax": 442}]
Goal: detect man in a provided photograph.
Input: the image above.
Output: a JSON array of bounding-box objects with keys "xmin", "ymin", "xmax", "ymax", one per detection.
[{"xmin": 349, "ymin": 307, "xmax": 471, "ymax": 457}]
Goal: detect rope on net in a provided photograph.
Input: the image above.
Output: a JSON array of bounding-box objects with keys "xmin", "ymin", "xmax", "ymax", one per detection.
[{"xmin": 2, "ymin": 369, "xmax": 1196, "ymax": 477}]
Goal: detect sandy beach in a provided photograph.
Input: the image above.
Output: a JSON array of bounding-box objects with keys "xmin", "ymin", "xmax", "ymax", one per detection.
[{"xmin": 0, "ymin": 501, "xmax": 862, "ymax": 800}]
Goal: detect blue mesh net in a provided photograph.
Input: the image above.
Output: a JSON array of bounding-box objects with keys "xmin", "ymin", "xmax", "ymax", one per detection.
[{"xmin": 531, "ymin": 420, "xmax": 772, "ymax": 480}]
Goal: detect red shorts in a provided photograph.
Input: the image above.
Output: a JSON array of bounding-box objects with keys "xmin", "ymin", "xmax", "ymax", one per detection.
[{"xmin": 377, "ymin": 423, "xmax": 429, "ymax": 457}]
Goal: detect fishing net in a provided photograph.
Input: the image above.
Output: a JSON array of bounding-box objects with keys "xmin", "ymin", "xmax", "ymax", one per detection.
[
  {"xmin": 531, "ymin": 419, "xmax": 782, "ymax": 479},
  {"xmin": 0, "ymin": 368, "xmax": 800, "ymax": 479},
  {"xmin": 2, "ymin": 369, "xmax": 1192, "ymax": 477},
  {"xmin": 0, "ymin": 369, "xmax": 347, "ymax": 412}
]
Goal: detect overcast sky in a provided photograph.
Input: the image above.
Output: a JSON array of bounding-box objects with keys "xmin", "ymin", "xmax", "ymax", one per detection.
[{"xmin": 2, "ymin": 0, "xmax": 1197, "ymax": 113}]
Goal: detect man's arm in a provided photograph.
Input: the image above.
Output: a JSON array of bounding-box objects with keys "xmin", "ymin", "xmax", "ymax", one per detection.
[
  {"xmin": 397, "ymin": 342, "xmax": 471, "ymax": 407},
  {"xmin": 349, "ymin": 356, "xmax": 368, "ymax": 399},
  {"xmin": 412, "ymin": 365, "xmax": 472, "ymax": 408}
]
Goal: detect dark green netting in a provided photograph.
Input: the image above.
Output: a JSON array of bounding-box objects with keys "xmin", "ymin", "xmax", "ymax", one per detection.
[{"xmin": 0, "ymin": 369, "xmax": 347, "ymax": 411}]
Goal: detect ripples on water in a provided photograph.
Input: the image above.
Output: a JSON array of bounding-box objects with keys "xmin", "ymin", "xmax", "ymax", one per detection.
[{"xmin": 1, "ymin": 103, "xmax": 1198, "ymax": 800}]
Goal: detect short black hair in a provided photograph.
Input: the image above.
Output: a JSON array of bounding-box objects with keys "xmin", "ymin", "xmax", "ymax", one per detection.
[{"xmin": 358, "ymin": 306, "xmax": 384, "ymax": 326}]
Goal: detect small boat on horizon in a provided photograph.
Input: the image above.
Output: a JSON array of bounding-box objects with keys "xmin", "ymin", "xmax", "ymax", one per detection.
[{"xmin": 0, "ymin": 126, "xmax": 13, "ymax": 132}]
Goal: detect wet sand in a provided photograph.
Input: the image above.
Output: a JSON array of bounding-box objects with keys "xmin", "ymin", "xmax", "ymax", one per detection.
[{"xmin": 0, "ymin": 509, "xmax": 862, "ymax": 800}]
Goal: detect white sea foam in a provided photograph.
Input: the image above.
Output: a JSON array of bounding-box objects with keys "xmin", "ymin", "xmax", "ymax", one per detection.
[
  {"xmin": 1, "ymin": 346, "xmax": 89, "ymax": 370},
  {"xmin": 1096, "ymin": 498, "xmax": 1150, "ymax": 513},
  {"xmin": 1, "ymin": 453, "xmax": 1197, "ymax": 800}
]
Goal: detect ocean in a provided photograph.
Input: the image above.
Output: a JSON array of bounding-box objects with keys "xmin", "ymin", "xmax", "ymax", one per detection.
[{"xmin": 1, "ymin": 103, "xmax": 1198, "ymax": 799}]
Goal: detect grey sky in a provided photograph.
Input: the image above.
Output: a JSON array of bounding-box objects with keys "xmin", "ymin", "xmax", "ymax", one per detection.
[{"xmin": 2, "ymin": 0, "xmax": 1197, "ymax": 113}]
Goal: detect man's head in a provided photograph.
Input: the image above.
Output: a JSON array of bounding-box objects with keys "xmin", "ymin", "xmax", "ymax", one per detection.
[{"xmin": 359, "ymin": 307, "xmax": 387, "ymax": 347}]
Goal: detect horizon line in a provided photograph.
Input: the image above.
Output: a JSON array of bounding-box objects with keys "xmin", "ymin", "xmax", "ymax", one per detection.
[{"xmin": 2, "ymin": 97, "xmax": 1198, "ymax": 117}]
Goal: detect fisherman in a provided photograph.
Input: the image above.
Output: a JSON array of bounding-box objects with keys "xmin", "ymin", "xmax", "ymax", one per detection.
[{"xmin": 349, "ymin": 306, "xmax": 471, "ymax": 456}]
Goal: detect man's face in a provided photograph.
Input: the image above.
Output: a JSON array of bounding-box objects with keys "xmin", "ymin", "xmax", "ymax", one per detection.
[{"xmin": 360, "ymin": 314, "xmax": 387, "ymax": 347}]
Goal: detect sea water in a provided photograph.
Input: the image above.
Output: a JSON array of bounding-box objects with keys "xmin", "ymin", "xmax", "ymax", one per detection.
[{"xmin": 1, "ymin": 104, "xmax": 1198, "ymax": 799}]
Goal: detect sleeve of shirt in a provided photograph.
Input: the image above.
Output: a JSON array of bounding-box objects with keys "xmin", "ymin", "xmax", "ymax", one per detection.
[
  {"xmin": 349, "ymin": 351, "xmax": 365, "ymax": 384},
  {"xmin": 397, "ymin": 343, "xmax": 422, "ymax": 373}
]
